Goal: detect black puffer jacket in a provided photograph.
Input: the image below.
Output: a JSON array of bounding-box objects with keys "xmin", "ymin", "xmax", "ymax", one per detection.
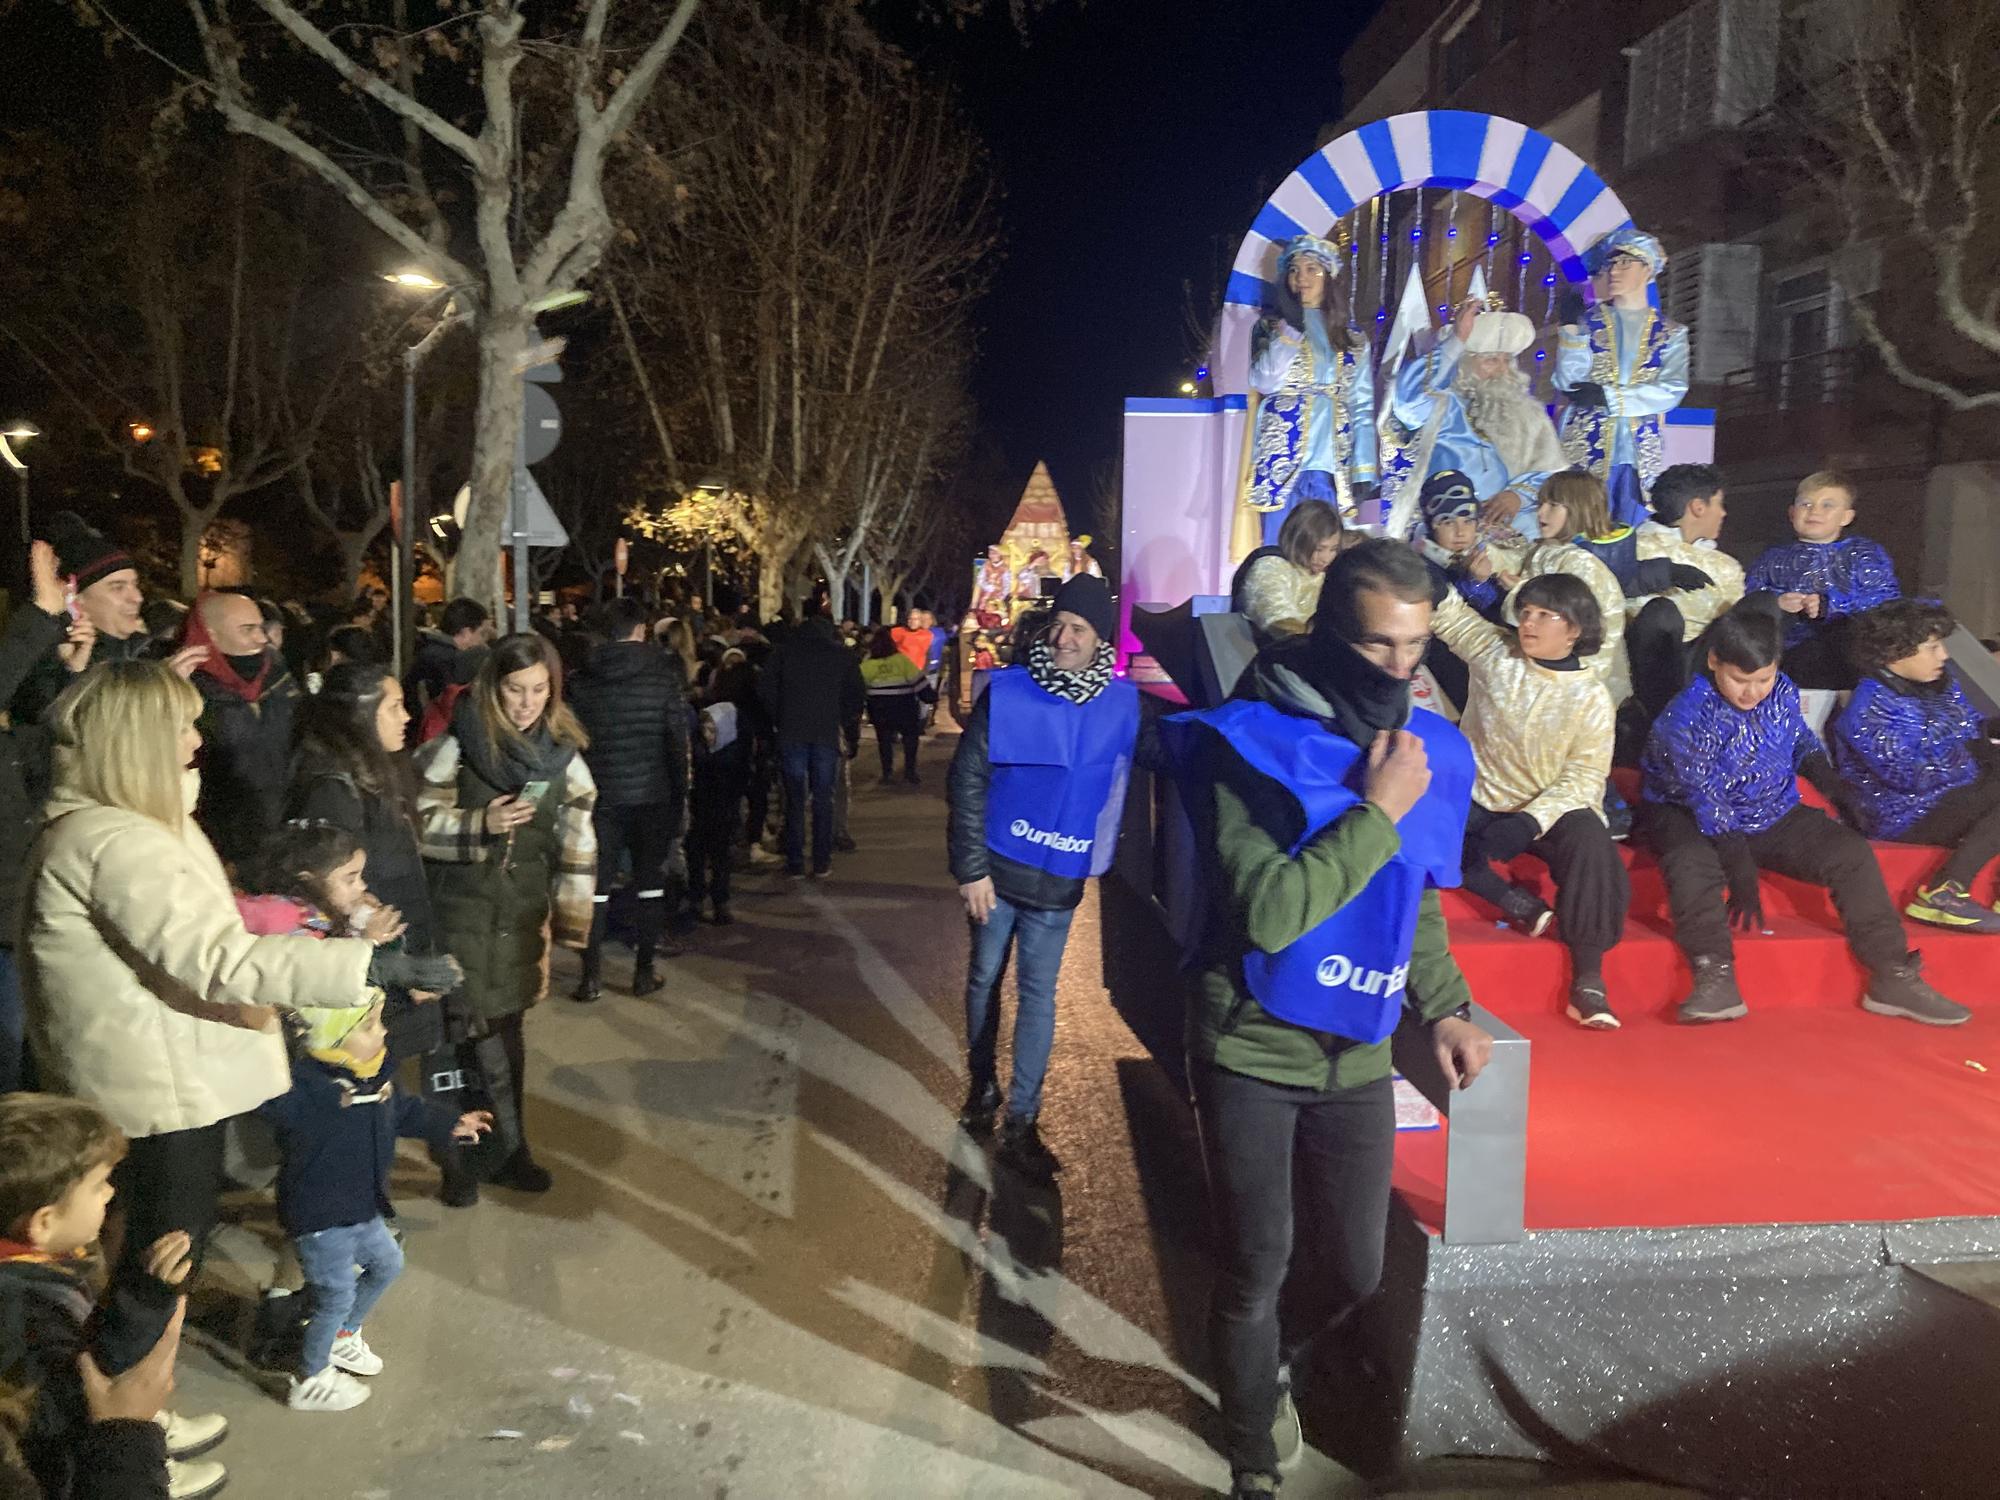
[
  {"xmin": 756, "ymin": 616, "xmax": 864, "ymax": 749},
  {"xmin": 403, "ymin": 631, "xmax": 466, "ymax": 717},
  {"xmin": 286, "ymin": 763, "xmax": 446, "ymax": 1060},
  {"xmin": 9, "ymin": 630, "xmax": 151, "ymax": 729},
  {"xmin": 0, "ymin": 604, "xmax": 69, "ymax": 946},
  {"xmin": 571, "ymin": 640, "xmax": 691, "ymax": 816},
  {"xmin": 287, "ymin": 766, "xmax": 435, "ymax": 955},
  {"xmin": 190, "ymin": 659, "xmax": 301, "ymax": 870}
]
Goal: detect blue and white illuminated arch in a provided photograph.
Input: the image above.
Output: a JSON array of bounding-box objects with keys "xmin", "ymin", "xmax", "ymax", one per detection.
[{"xmin": 1216, "ymin": 111, "xmax": 1634, "ymax": 394}]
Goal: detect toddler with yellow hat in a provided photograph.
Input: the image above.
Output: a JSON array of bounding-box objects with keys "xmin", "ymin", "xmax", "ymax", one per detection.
[{"xmin": 254, "ymin": 1000, "xmax": 488, "ymax": 1412}]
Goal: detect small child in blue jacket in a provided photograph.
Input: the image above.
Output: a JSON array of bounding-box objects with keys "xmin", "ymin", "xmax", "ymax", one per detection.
[
  {"xmin": 256, "ymin": 1002, "xmax": 488, "ymax": 1414},
  {"xmin": 1638, "ymin": 599, "xmax": 1967, "ymax": 1027},
  {"xmin": 1832, "ymin": 599, "xmax": 2000, "ymax": 934},
  {"xmin": 1743, "ymin": 470, "xmax": 1900, "ymax": 688}
]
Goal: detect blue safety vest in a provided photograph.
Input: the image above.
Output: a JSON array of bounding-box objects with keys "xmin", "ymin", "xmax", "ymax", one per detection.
[
  {"xmin": 984, "ymin": 667, "xmax": 1141, "ymax": 881},
  {"xmin": 1167, "ymin": 699, "xmax": 1472, "ymax": 1043}
]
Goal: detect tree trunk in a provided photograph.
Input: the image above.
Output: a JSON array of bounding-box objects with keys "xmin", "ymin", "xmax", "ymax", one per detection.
[
  {"xmin": 338, "ymin": 533, "xmax": 370, "ymax": 602},
  {"xmin": 458, "ymin": 309, "xmax": 529, "ymax": 622},
  {"xmin": 179, "ymin": 503, "xmax": 225, "ymax": 599}
]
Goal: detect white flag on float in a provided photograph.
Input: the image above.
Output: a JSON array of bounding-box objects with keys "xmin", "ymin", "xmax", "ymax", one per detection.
[{"xmin": 1377, "ymin": 261, "xmax": 1434, "ymax": 390}]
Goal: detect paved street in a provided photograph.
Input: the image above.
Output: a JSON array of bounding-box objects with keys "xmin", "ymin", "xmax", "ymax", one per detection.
[{"xmin": 178, "ymin": 729, "xmax": 1683, "ymax": 1499}]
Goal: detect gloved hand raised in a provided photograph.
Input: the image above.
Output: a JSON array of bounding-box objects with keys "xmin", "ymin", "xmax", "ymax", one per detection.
[{"xmin": 367, "ymin": 948, "xmax": 463, "ymax": 995}]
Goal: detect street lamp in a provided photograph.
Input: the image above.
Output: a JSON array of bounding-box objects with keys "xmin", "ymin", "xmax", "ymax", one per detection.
[
  {"xmin": 385, "ymin": 271, "xmax": 460, "ymax": 672},
  {"xmin": 0, "ymin": 421, "xmax": 40, "ymax": 558}
]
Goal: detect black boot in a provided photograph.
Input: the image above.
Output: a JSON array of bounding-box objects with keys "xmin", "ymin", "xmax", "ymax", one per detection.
[
  {"xmin": 997, "ymin": 1115, "xmax": 1060, "ymax": 1176},
  {"xmin": 491, "ymin": 1147, "xmax": 553, "ymax": 1193},
  {"xmin": 958, "ymin": 1078, "xmax": 1002, "ymax": 1135},
  {"xmin": 1678, "ymin": 955, "xmax": 1747, "ymax": 1024},
  {"xmin": 573, "ymin": 949, "xmax": 603, "ymax": 1003},
  {"xmin": 631, "ymin": 960, "xmax": 665, "ymax": 998},
  {"xmin": 439, "ymin": 1153, "xmax": 481, "ymax": 1208}
]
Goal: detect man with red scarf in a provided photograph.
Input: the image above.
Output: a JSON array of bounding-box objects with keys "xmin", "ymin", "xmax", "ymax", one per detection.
[{"xmin": 180, "ymin": 591, "xmax": 302, "ymax": 869}]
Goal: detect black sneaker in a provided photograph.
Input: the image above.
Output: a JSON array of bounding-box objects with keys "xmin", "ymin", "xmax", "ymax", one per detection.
[
  {"xmin": 1678, "ymin": 955, "xmax": 1747, "ymax": 1023},
  {"xmin": 1566, "ymin": 980, "xmax": 1620, "ymax": 1030},
  {"xmin": 631, "ymin": 963, "xmax": 665, "ymax": 999},
  {"xmin": 571, "ymin": 977, "xmax": 603, "ymax": 1004},
  {"xmin": 997, "ymin": 1115, "xmax": 1060, "ymax": 1176},
  {"xmin": 1494, "ymin": 883, "xmax": 1553, "ymax": 938},
  {"xmin": 958, "ymin": 1080, "xmax": 1002, "ymax": 1135},
  {"xmin": 1862, "ymin": 953, "xmax": 1971, "ymax": 1026},
  {"xmin": 1230, "ymin": 1472, "xmax": 1280, "ymax": 1499},
  {"xmin": 835, "ymin": 834, "xmax": 858, "ymax": 853}
]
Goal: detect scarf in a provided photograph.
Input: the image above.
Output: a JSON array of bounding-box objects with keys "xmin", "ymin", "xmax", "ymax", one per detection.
[
  {"xmin": 179, "ymin": 595, "xmax": 272, "ymax": 703},
  {"xmin": 1025, "ymin": 637, "xmax": 1115, "ymax": 706},
  {"xmin": 1877, "ymin": 668, "xmax": 1950, "ymax": 699},
  {"xmin": 1280, "ymin": 626, "xmax": 1413, "ymax": 747},
  {"xmin": 450, "ymin": 691, "xmax": 574, "ymax": 795}
]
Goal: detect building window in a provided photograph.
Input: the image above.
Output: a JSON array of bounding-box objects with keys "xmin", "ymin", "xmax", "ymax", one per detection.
[
  {"xmin": 1663, "ymin": 242, "xmax": 1763, "ymax": 384},
  {"xmin": 1625, "ymin": 0, "xmax": 1780, "ymax": 166},
  {"xmin": 1438, "ymin": 0, "xmax": 1523, "ymax": 98}
]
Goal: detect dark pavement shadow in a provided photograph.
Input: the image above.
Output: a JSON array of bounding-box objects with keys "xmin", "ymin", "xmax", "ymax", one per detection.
[{"xmin": 1097, "ymin": 871, "xmax": 1190, "ymax": 1090}]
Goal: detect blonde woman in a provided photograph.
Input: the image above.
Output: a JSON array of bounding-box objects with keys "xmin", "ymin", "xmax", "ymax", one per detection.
[
  {"xmin": 416, "ymin": 632, "xmax": 597, "ymax": 1193},
  {"xmin": 656, "ymin": 615, "xmax": 701, "ymax": 697},
  {"xmin": 21, "ymin": 661, "xmax": 437, "ymax": 1479}
]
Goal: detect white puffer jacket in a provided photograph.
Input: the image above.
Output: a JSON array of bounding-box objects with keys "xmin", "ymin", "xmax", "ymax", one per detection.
[{"xmin": 20, "ymin": 786, "xmax": 375, "ymax": 1138}]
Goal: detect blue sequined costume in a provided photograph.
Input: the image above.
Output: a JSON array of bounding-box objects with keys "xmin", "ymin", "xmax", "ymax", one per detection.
[
  {"xmin": 1743, "ymin": 536, "xmax": 1901, "ymax": 648},
  {"xmin": 1641, "ymin": 672, "xmax": 1822, "ymax": 837},
  {"xmin": 1830, "ymin": 673, "xmax": 1983, "ymax": 838}
]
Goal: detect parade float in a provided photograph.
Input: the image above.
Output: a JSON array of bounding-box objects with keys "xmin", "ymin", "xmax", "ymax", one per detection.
[
  {"xmin": 956, "ymin": 461, "xmax": 1101, "ymax": 716},
  {"xmin": 1104, "ymin": 112, "xmax": 2000, "ymax": 1493}
]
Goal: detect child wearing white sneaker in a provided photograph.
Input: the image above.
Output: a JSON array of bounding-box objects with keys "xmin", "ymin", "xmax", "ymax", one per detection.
[{"xmin": 254, "ymin": 1002, "xmax": 489, "ymax": 1412}]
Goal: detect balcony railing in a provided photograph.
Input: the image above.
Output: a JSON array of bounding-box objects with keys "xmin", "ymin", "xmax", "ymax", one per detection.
[{"xmin": 1721, "ymin": 347, "xmax": 1859, "ymax": 415}]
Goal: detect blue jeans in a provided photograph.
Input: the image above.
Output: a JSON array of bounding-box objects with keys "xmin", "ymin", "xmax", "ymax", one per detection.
[
  {"xmin": 779, "ymin": 740, "xmax": 838, "ymax": 874},
  {"xmin": 963, "ymin": 894, "xmax": 1076, "ymax": 1122},
  {"xmin": 0, "ymin": 949, "xmax": 21, "ymax": 1094},
  {"xmin": 295, "ymin": 1217, "xmax": 404, "ymax": 1376}
]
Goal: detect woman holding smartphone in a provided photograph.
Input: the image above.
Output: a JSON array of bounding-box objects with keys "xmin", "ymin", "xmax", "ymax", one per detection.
[{"xmin": 413, "ymin": 632, "xmax": 597, "ymax": 1192}]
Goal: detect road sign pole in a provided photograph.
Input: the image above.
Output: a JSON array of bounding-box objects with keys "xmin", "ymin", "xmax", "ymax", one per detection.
[{"xmin": 513, "ymin": 405, "xmax": 531, "ymax": 636}]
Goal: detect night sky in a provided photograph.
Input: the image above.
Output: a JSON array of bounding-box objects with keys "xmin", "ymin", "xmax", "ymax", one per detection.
[
  {"xmin": 0, "ymin": 2, "xmax": 1389, "ymax": 539},
  {"xmin": 913, "ymin": 0, "xmax": 1384, "ymax": 508}
]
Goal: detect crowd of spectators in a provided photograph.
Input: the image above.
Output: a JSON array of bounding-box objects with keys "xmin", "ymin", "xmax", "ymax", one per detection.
[{"xmin": 0, "ymin": 504, "xmax": 954, "ymax": 1499}]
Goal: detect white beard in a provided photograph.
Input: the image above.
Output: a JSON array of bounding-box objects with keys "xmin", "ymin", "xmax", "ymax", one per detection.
[{"xmin": 1457, "ymin": 368, "xmax": 1568, "ymax": 478}]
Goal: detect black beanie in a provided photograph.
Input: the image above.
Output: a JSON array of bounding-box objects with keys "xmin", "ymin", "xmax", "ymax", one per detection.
[
  {"xmin": 1051, "ymin": 572, "xmax": 1116, "ymax": 643},
  {"xmin": 43, "ymin": 512, "xmax": 135, "ymax": 592}
]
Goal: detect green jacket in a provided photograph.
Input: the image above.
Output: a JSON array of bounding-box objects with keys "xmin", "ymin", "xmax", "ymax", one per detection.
[{"xmin": 1183, "ymin": 654, "xmax": 1472, "ymax": 1092}]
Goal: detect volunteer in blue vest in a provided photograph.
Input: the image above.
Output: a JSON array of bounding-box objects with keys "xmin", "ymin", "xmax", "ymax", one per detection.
[
  {"xmin": 946, "ymin": 573, "xmax": 1140, "ymax": 1176},
  {"xmin": 1162, "ymin": 538, "xmax": 1493, "ymax": 1499}
]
